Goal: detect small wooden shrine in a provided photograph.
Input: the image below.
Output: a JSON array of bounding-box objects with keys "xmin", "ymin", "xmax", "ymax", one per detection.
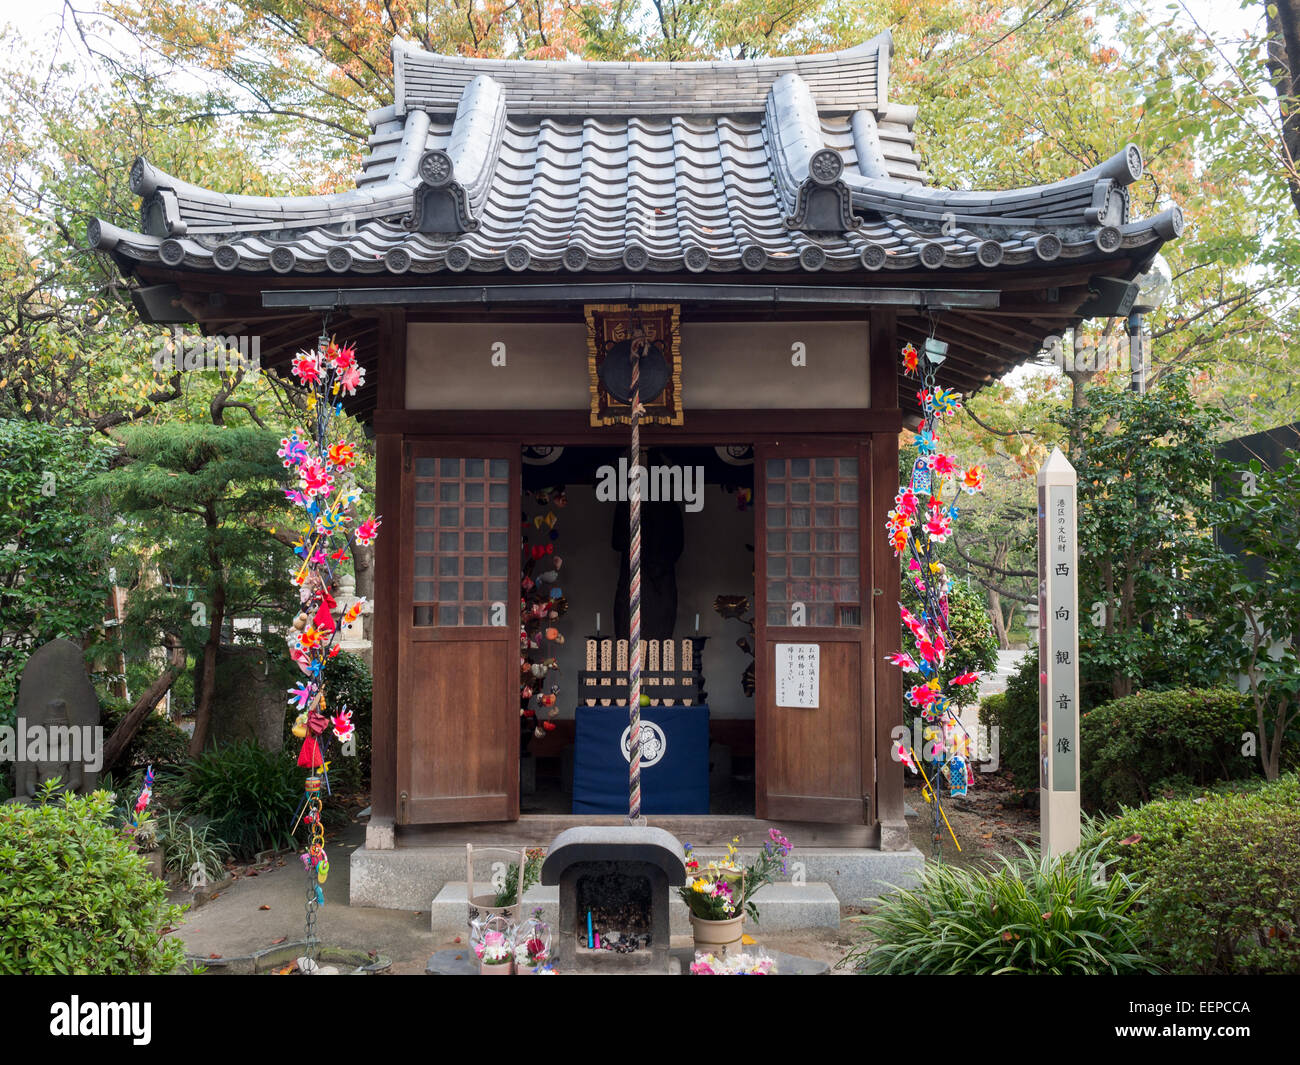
[{"xmin": 92, "ymin": 31, "xmax": 1180, "ymax": 902}]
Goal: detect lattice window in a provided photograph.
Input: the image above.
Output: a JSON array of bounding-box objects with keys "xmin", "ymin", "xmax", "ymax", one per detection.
[
  {"xmin": 765, "ymin": 456, "xmax": 861, "ymax": 627},
  {"xmin": 413, "ymin": 456, "xmax": 511, "ymax": 626}
]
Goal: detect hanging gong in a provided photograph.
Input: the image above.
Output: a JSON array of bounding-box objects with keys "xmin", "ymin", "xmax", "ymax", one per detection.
[{"xmin": 598, "ymin": 336, "xmax": 671, "ymax": 405}]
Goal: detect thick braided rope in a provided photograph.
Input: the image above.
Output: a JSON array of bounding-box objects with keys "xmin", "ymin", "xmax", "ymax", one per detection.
[{"xmin": 627, "ymin": 339, "xmax": 643, "ymax": 822}]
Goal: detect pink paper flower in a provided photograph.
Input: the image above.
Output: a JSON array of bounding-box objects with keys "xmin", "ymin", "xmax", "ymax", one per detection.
[
  {"xmin": 299, "ymin": 457, "xmax": 333, "ymax": 498},
  {"xmin": 291, "ymin": 352, "xmax": 321, "ymax": 384},
  {"xmin": 906, "ymin": 684, "xmax": 938, "ymax": 707},
  {"xmin": 931, "ymin": 453, "xmax": 956, "ymax": 477},
  {"xmin": 338, "ymin": 364, "xmax": 366, "ymax": 395},
  {"xmin": 923, "ymin": 511, "xmax": 952, "ymax": 543},
  {"xmin": 328, "ymin": 342, "xmax": 357, "ymax": 370}
]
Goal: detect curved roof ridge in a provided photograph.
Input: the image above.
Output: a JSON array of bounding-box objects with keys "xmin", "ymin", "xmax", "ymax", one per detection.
[
  {"xmin": 844, "ymin": 143, "xmax": 1146, "ymax": 230},
  {"xmin": 392, "ymin": 31, "xmax": 895, "ymax": 117}
]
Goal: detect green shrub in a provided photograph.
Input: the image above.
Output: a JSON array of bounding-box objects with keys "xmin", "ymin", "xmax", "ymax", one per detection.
[
  {"xmin": 980, "ymin": 690, "xmax": 1007, "ymax": 720},
  {"xmin": 846, "ymin": 843, "xmax": 1155, "ymax": 974},
  {"xmin": 941, "ymin": 581, "xmax": 999, "ymax": 708},
  {"xmin": 1085, "ymin": 776, "xmax": 1294, "ymax": 891},
  {"xmin": 980, "ymin": 651, "xmax": 1040, "ymax": 791},
  {"xmin": 1141, "ymin": 797, "xmax": 1300, "ymax": 974},
  {"xmin": 0, "ymin": 783, "xmax": 186, "ymax": 973},
  {"xmin": 175, "ymin": 741, "xmax": 300, "ymax": 859},
  {"xmin": 157, "ymin": 809, "xmax": 232, "ymax": 885},
  {"xmin": 1080, "ymin": 688, "xmax": 1256, "ymax": 811},
  {"xmin": 1085, "ymin": 774, "xmax": 1300, "ymax": 973}
]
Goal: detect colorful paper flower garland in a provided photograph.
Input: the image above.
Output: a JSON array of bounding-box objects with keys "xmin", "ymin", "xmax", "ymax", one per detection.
[
  {"xmin": 521, "ymin": 488, "xmax": 568, "ymax": 743},
  {"xmin": 281, "ymin": 335, "xmax": 380, "ymax": 906},
  {"xmin": 886, "ymin": 342, "xmax": 986, "ymax": 815}
]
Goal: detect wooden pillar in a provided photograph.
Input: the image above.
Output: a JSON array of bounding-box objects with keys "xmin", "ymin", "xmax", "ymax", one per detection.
[
  {"xmin": 869, "ymin": 308, "xmax": 908, "ymax": 850},
  {"xmin": 367, "ymin": 309, "xmax": 406, "ymax": 848}
]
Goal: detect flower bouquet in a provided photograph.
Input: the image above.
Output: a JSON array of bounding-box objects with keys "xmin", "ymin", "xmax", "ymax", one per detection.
[
  {"xmin": 471, "ymin": 914, "xmax": 515, "ymax": 975},
  {"xmin": 689, "ymin": 950, "xmax": 777, "ymax": 975},
  {"xmin": 512, "ymin": 909, "xmax": 552, "ymax": 974}
]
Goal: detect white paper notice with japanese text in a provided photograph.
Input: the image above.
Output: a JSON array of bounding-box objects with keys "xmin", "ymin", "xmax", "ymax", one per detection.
[{"xmin": 775, "ymin": 643, "xmax": 819, "ymax": 708}]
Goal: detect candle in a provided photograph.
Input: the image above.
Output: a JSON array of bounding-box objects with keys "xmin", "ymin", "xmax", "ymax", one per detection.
[
  {"xmin": 596, "ymin": 613, "xmax": 600, "ymax": 634},
  {"xmin": 594, "ymin": 932, "xmax": 601, "ymax": 950},
  {"xmin": 695, "ymin": 613, "xmax": 700, "ymax": 632},
  {"xmin": 587, "ymin": 910, "xmax": 593, "ymax": 949}
]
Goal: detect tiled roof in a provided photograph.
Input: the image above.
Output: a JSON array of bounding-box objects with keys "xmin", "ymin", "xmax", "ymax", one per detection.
[{"xmin": 89, "ymin": 32, "xmax": 1181, "ymax": 277}]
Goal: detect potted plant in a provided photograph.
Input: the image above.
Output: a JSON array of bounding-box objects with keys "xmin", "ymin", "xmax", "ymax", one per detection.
[
  {"xmin": 677, "ymin": 829, "xmax": 791, "ymax": 956},
  {"xmin": 466, "ymin": 846, "xmax": 545, "ymax": 926}
]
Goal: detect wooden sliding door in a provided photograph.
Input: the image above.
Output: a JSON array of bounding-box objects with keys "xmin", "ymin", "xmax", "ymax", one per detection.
[
  {"xmin": 754, "ymin": 441, "xmax": 874, "ymax": 824},
  {"xmin": 397, "ymin": 443, "xmax": 521, "ymax": 823}
]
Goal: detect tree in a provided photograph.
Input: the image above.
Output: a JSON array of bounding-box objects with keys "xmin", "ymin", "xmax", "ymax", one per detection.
[
  {"xmin": 1209, "ymin": 452, "xmax": 1300, "ymax": 780},
  {"xmin": 94, "ymin": 424, "xmax": 293, "ymax": 755},
  {"xmin": 940, "ymin": 580, "xmax": 999, "ymax": 708},
  {"xmin": 0, "ymin": 419, "xmax": 114, "ymax": 723},
  {"xmin": 941, "ymin": 373, "xmax": 1065, "ymax": 646},
  {"xmin": 1263, "ymin": 0, "xmax": 1300, "ymax": 218},
  {"xmin": 1058, "ymin": 377, "xmax": 1238, "ymax": 705},
  {"xmin": 0, "ymin": 28, "xmax": 301, "ymax": 433}
]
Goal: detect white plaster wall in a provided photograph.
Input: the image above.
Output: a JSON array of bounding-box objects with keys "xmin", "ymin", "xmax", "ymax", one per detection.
[
  {"xmin": 405, "ymin": 320, "xmax": 869, "ymax": 410},
  {"xmin": 681, "ymin": 321, "xmax": 869, "ymax": 408}
]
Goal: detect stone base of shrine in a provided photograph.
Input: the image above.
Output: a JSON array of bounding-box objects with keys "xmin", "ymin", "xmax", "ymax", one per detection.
[{"xmin": 349, "ymin": 841, "xmax": 924, "ymax": 918}]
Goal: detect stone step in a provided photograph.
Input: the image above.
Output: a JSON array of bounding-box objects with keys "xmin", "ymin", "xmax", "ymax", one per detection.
[
  {"xmin": 352, "ymin": 844, "xmax": 924, "ymax": 912},
  {"xmin": 430, "ymin": 880, "xmax": 841, "ymax": 937}
]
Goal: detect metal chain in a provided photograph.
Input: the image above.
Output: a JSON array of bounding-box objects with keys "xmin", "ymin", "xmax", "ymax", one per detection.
[
  {"xmin": 304, "ymin": 864, "xmax": 319, "ymax": 964},
  {"xmin": 932, "ymin": 796, "xmax": 944, "ymax": 862},
  {"xmin": 303, "ymin": 790, "xmax": 324, "ymax": 967}
]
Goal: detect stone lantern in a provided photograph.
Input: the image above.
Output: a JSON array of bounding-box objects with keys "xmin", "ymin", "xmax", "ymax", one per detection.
[{"xmin": 331, "ymin": 572, "xmax": 373, "ymax": 669}]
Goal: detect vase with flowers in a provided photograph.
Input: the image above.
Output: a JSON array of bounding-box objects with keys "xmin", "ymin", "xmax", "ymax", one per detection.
[
  {"xmin": 471, "ymin": 914, "xmax": 515, "ymax": 975},
  {"xmin": 677, "ymin": 829, "xmax": 792, "ymax": 956}
]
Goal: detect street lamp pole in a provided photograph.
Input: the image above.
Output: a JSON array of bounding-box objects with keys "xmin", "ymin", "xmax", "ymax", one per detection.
[
  {"xmin": 1128, "ymin": 311, "xmax": 1145, "ymax": 395},
  {"xmin": 1128, "ymin": 253, "xmax": 1172, "ymax": 395}
]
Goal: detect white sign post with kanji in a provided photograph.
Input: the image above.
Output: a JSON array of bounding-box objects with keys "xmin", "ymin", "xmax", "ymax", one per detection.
[{"xmin": 1038, "ymin": 447, "xmax": 1080, "ymax": 858}]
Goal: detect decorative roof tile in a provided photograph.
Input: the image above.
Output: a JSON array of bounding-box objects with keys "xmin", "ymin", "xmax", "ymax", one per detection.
[{"xmin": 90, "ymin": 32, "xmax": 1179, "ymax": 277}]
